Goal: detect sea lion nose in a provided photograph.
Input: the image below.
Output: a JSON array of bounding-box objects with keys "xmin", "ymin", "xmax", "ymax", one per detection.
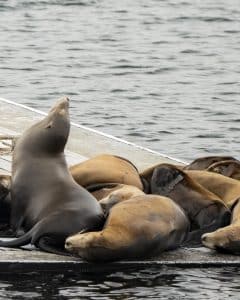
[
  {"xmin": 201, "ymin": 234, "xmax": 207, "ymax": 242},
  {"xmin": 65, "ymin": 240, "xmax": 73, "ymax": 250}
]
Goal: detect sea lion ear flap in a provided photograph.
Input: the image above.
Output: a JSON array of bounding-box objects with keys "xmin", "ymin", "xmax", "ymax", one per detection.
[{"xmin": 45, "ymin": 121, "xmax": 53, "ymax": 129}]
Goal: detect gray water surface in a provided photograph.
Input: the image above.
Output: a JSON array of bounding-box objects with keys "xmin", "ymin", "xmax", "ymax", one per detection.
[
  {"xmin": 1, "ymin": 0, "xmax": 240, "ymax": 162},
  {"xmin": 1, "ymin": 0, "xmax": 240, "ymax": 298},
  {"xmin": 1, "ymin": 267, "xmax": 240, "ymax": 300}
]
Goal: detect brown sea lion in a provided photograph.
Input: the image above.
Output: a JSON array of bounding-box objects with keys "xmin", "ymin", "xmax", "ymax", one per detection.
[
  {"xmin": 0, "ymin": 97, "xmax": 104, "ymax": 254},
  {"xmin": 184, "ymin": 156, "xmax": 237, "ymax": 171},
  {"xmin": 99, "ymin": 184, "xmax": 145, "ymax": 213},
  {"xmin": 186, "ymin": 170, "xmax": 240, "ymax": 209},
  {"xmin": 150, "ymin": 164, "xmax": 231, "ymax": 243},
  {"xmin": 70, "ymin": 154, "xmax": 143, "ymax": 191},
  {"xmin": 90, "ymin": 184, "xmax": 120, "ymax": 201},
  {"xmin": 65, "ymin": 195, "xmax": 190, "ymax": 262},
  {"xmin": 202, "ymin": 200, "xmax": 240, "ymax": 254},
  {"xmin": 207, "ymin": 160, "xmax": 240, "ymax": 180}
]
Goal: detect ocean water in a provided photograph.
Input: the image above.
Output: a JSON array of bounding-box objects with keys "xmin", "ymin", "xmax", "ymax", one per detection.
[
  {"xmin": 1, "ymin": 0, "xmax": 240, "ymax": 162},
  {"xmin": 1, "ymin": 0, "xmax": 240, "ymax": 298}
]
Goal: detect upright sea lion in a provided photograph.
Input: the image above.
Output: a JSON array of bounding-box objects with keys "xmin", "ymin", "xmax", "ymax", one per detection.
[
  {"xmin": 184, "ymin": 156, "xmax": 237, "ymax": 170},
  {"xmin": 0, "ymin": 97, "xmax": 104, "ymax": 254},
  {"xmin": 99, "ymin": 184, "xmax": 145, "ymax": 214},
  {"xmin": 186, "ymin": 170, "xmax": 240, "ymax": 209},
  {"xmin": 150, "ymin": 164, "xmax": 230, "ymax": 243},
  {"xmin": 202, "ymin": 199, "xmax": 240, "ymax": 254},
  {"xmin": 65, "ymin": 195, "xmax": 190, "ymax": 262},
  {"xmin": 207, "ymin": 160, "xmax": 240, "ymax": 180},
  {"xmin": 70, "ymin": 154, "xmax": 143, "ymax": 191}
]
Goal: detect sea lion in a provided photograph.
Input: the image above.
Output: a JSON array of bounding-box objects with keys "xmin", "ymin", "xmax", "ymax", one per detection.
[
  {"xmin": 65, "ymin": 195, "xmax": 189, "ymax": 262},
  {"xmin": 70, "ymin": 154, "xmax": 143, "ymax": 191},
  {"xmin": 207, "ymin": 160, "xmax": 240, "ymax": 180},
  {"xmin": 202, "ymin": 199, "xmax": 240, "ymax": 254},
  {"xmin": 184, "ymin": 156, "xmax": 237, "ymax": 170},
  {"xmin": 186, "ymin": 170, "xmax": 240, "ymax": 209},
  {"xmin": 0, "ymin": 175, "xmax": 11, "ymax": 230},
  {"xmin": 0, "ymin": 97, "xmax": 104, "ymax": 254},
  {"xmin": 99, "ymin": 184, "xmax": 145, "ymax": 214},
  {"xmin": 150, "ymin": 164, "xmax": 231, "ymax": 243},
  {"xmin": 140, "ymin": 163, "xmax": 184, "ymax": 193}
]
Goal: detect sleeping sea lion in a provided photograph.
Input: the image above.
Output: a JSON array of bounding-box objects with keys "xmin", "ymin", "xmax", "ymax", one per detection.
[
  {"xmin": 140, "ymin": 163, "xmax": 184, "ymax": 193},
  {"xmin": 184, "ymin": 156, "xmax": 237, "ymax": 170},
  {"xmin": 70, "ymin": 154, "xmax": 143, "ymax": 191},
  {"xmin": 207, "ymin": 160, "xmax": 240, "ymax": 181},
  {"xmin": 98, "ymin": 184, "xmax": 145, "ymax": 213},
  {"xmin": 65, "ymin": 195, "xmax": 190, "ymax": 262},
  {"xmin": 186, "ymin": 170, "xmax": 240, "ymax": 209},
  {"xmin": 150, "ymin": 164, "xmax": 231, "ymax": 243},
  {"xmin": 0, "ymin": 97, "xmax": 104, "ymax": 254},
  {"xmin": 202, "ymin": 199, "xmax": 240, "ymax": 254}
]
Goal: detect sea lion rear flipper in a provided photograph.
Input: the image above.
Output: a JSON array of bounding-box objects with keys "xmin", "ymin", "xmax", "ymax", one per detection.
[{"xmin": 0, "ymin": 229, "xmax": 32, "ymax": 247}]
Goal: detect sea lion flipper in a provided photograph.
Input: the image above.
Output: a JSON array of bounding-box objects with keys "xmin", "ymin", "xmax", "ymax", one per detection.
[{"xmin": 0, "ymin": 229, "xmax": 32, "ymax": 247}]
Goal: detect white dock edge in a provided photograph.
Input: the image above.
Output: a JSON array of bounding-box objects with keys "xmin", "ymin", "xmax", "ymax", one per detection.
[{"xmin": 0, "ymin": 97, "xmax": 186, "ymax": 170}]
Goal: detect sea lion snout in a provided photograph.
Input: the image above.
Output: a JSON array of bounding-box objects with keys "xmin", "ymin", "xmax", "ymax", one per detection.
[
  {"xmin": 65, "ymin": 233, "xmax": 97, "ymax": 257},
  {"xmin": 49, "ymin": 96, "xmax": 70, "ymax": 116},
  {"xmin": 202, "ymin": 232, "xmax": 217, "ymax": 249}
]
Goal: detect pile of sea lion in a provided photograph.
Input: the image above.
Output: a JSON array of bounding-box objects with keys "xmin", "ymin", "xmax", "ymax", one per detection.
[{"xmin": 0, "ymin": 97, "xmax": 240, "ymax": 262}]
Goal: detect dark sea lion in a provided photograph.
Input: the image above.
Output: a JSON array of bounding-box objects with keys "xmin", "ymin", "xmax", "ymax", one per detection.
[
  {"xmin": 202, "ymin": 200, "xmax": 240, "ymax": 254},
  {"xmin": 140, "ymin": 163, "xmax": 184, "ymax": 193},
  {"xmin": 0, "ymin": 97, "xmax": 104, "ymax": 254},
  {"xmin": 98, "ymin": 184, "xmax": 145, "ymax": 214},
  {"xmin": 150, "ymin": 164, "xmax": 230, "ymax": 243},
  {"xmin": 186, "ymin": 170, "xmax": 240, "ymax": 209},
  {"xmin": 70, "ymin": 154, "xmax": 143, "ymax": 191},
  {"xmin": 0, "ymin": 175, "xmax": 11, "ymax": 230},
  {"xmin": 65, "ymin": 195, "xmax": 189, "ymax": 262},
  {"xmin": 207, "ymin": 160, "xmax": 240, "ymax": 180},
  {"xmin": 184, "ymin": 156, "xmax": 237, "ymax": 170}
]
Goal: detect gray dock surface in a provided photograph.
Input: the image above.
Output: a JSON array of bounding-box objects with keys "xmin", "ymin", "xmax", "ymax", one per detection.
[{"xmin": 0, "ymin": 98, "xmax": 238, "ymax": 272}]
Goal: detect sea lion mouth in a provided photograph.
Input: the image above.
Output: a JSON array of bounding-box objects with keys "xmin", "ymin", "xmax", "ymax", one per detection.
[{"xmin": 151, "ymin": 166, "xmax": 184, "ymax": 196}]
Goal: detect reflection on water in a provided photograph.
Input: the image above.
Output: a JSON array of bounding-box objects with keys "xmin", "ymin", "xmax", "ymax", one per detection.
[{"xmin": 0, "ymin": 267, "xmax": 240, "ymax": 299}]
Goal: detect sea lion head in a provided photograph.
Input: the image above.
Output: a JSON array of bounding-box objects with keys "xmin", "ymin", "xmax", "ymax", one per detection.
[
  {"xmin": 65, "ymin": 231, "xmax": 102, "ymax": 259},
  {"xmin": 17, "ymin": 97, "xmax": 70, "ymax": 155},
  {"xmin": 184, "ymin": 156, "xmax": 237, "ymax": 170},
  {"xmin": 99, "ymin": 184, "xmax": 145, "ymax": 213},
  {"xmin": 202, "ymin": 225, "xmax": 240, "ymax": 254},
  {"xmin": 207, "ymin": 160, "xmax": 240, "ymax": 180}
]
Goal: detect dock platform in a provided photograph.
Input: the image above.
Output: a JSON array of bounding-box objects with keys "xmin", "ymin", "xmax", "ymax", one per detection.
[{"xmin": 0, "ymin": 97, "xmax": 238, "ymax": 272}]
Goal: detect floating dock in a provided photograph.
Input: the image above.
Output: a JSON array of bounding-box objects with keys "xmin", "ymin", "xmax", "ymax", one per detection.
[{"xmin": 0, "ymin": 97, "xmax": 238, "ymax": 272}]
